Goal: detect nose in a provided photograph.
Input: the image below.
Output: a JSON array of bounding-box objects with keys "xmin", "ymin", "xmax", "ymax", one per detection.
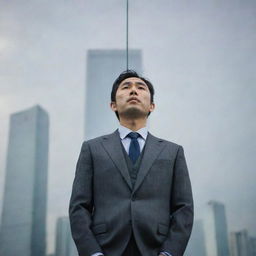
[{"xmin": 129, "ymin": 85, "xmax": 138, "ymax": 95}]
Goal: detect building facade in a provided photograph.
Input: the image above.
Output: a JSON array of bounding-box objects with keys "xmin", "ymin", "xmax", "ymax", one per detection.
[
  {"xmin": 0, "ymin": 105, "xmax": 49, "ymax": 256},
  {"xmin": 85, "ymin": 49, "xmax": 142, "ymax": 139},
  {"xmin": 203, "ymin": 200, "xmax": 230, "ymax": 256},
  {"xmin": 230, "ymin": 230, "xmax": 251, "ymax": 256}
]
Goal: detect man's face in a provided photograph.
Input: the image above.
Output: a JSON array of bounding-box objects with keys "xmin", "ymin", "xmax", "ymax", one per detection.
[{"xmin": 110, "ymin": 77, "xmax": 155, "ymax": 119}]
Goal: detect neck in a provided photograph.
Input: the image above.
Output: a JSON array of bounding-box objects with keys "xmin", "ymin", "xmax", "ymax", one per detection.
[{"xmin": 119, "ymin": 117, "xmax": 147, "ymax": 131}]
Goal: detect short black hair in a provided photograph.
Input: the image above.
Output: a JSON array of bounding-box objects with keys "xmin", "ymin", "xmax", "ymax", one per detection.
[{"xmin": 111, "ymin": 70, "xmax": 155, "ymax": 119}]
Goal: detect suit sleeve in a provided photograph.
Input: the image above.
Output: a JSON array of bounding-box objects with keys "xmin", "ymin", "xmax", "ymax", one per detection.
[
  {"xmin": 69, "ymin": 142, "xmax": 103, "ymax": 256},
  {"xmin": 160, "ymin": 145, "xmax": 194, "ymax": 256}
]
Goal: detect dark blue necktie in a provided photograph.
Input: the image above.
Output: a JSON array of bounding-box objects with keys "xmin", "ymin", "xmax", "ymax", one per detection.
[{"xmin": 127, "ymin": 132, "xmax": 140, "ymax": 164}]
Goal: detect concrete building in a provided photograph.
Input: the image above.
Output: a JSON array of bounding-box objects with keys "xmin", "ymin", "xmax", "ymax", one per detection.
[
  {"xmin": 0, "ymin": 105, "xmax": 49, "ymax": 256},
  {"xmin": 230, "ymin": 229, "xmax": 251, "ymax": 256},
  {"xmin": 55, "ymin": 217, "xmax": 76, "ymax": 256},
  {"xmin": 85, "ymin": 49, "xmax": 142, "ymax": 139},
  {"xmin": 203, "ymin": 200, "xmax": 230, "ymax": 256}
]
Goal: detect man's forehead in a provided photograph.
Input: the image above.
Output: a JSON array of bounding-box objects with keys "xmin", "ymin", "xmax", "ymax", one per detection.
[{"xmin": 120, "ymin": 77, "xmax": 146, "ymax": 85}]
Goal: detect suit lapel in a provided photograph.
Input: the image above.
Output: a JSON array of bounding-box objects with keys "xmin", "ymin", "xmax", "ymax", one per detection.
[
  {"xmin": 133, "ymin": 132, "xmax": 166, "ymax": 194},
  {"xmin": 101, "ymin": 130, "xmax": 133, "ymax": 190}
]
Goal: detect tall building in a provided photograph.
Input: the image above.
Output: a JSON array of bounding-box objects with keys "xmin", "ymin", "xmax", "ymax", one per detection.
[
  {"xmin": 85, "ymin": 49, "xmax": 142, "ymax": 139},
  {"xmin": 0, "ymin": 105, "xmax": 49, "ymax": 256},
  {"xmin": 230, "ymin": 229, "xmax": 250, "ymax": 256},
  {"xmin": 185, "ymin": 219, "xmax": 207, "ymax": 256},
  {"xmin": 249, "ymin": 237, "xmax": 256, "ymax": 256},
  {"xmin": 203, "ymin": 200, "xmax": 230, "ymax": 256},
  {"xmin": 55, "ymin": 217, "xmax": 76, "ymax": 256}
]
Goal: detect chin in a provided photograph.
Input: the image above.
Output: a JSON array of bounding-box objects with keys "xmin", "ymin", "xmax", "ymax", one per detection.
[{"xmin": 122, "ymin": 108, "xmax": 146, "ymax": 119}]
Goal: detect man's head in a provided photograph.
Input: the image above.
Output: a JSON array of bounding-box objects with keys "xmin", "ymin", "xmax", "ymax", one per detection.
[{"xmin": 110, "ymin": 70, "xmax": 155, "ymax": 120}]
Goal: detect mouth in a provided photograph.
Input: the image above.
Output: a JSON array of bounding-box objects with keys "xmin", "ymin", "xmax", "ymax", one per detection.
[{"xmin": 127, "ymin": 97, "xmax": 140, "ymax": 103}]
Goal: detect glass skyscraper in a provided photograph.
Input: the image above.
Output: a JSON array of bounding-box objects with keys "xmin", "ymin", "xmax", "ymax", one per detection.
[
  {"xmin": 0, "ymin": 105, "xmax": 49, "ymax": 256},
  {"xmin": 204, "ymin": 200, "xmax": 230, "ymax": 256},
  {"xmin": 85, "ymin": 49, "xmax": 142, "ymax": 139}
]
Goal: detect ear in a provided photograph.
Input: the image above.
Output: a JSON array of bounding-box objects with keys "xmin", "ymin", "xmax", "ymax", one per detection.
[
  {"xmin": 149, "ymin": 102, "xmax": 155, "ymax": 113},
  {"xmin": 110, "ymin": 101, "xmax": 117, "ymax": 112}
]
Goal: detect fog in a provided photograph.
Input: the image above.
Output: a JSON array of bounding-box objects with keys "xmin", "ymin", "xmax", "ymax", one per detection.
[{"xmin": 0, "ymin": 0, "xmax": 255, "ymax": 254}]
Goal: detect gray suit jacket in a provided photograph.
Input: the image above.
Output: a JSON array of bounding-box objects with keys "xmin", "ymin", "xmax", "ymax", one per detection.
[{"xmin": 69, "ymin": 130, "xmax": 193, "ymax": 256}]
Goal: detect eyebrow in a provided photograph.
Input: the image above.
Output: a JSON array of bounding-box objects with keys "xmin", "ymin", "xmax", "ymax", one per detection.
[{"xmin": 121, "ymin": 81, "xmax": 147, "ymax": 87}]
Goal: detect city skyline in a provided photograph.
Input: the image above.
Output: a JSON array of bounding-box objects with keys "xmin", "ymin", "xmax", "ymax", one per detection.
[{"xmin": 0, "ymin": 1, "xmax": 255, "ymax": 254}]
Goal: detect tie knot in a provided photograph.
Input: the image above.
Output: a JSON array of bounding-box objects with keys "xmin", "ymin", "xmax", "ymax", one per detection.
[{"xmin": 127, "ymin": 132, "xmax": 140, "ymax": 140}]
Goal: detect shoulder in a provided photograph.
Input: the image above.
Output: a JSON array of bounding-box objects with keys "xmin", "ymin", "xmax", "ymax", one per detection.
[
  {"xmin": 80, "ymin": 130, "xmax": 119, "ymax": 147},
  {"xmin": 148, "ymin": 132, "xmax": 181, "ymax": 149}
]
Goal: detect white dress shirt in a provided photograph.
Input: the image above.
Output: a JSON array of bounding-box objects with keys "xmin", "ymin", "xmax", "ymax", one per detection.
[{"xmin": 118, "ymin": 124, "xmax": 148, "ymax": 153}]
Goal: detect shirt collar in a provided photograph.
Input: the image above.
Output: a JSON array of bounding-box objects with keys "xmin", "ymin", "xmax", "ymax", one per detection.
[{"xmin": 118, "ymin": 124, "xmax": 148, "ymax": 140}]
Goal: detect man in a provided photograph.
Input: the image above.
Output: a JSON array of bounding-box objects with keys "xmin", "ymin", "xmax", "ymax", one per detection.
[{"xmin": 69, "ymin": 70, "xmax": 193, "ymax": 256}]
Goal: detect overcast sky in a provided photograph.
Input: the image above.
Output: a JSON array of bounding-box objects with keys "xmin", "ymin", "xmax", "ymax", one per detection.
[{"xmin": 0, "ymin": 0, "xmax": 256, "ymax": 254}]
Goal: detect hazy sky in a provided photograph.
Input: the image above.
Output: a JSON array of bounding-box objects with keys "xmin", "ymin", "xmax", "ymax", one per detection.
[{"xmin": 0, "ymin": 0, "xmax": 256, "ymax": 254}]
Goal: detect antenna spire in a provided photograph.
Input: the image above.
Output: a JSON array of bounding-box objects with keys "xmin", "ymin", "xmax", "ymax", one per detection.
[{"xmin": 126, "ymin": 0, "xmax": 129, "ymax": 70}]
